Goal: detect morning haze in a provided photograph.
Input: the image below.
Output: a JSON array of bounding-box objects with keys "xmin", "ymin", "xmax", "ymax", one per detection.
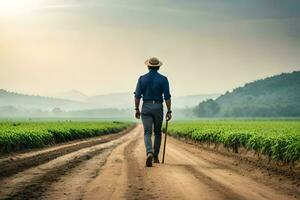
[{"xmin": 0, "ymin": 0, "xmax": 299, "ymax": 97}]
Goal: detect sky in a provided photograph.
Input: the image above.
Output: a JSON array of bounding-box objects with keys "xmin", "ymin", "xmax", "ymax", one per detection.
[{"xmin": 0, "ymin": 0, "xmax": 300, "ymax": 96}]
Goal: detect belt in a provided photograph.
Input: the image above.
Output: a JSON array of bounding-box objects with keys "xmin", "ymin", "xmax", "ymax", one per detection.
[{"xmin": 143, "ymin": 100, "xmax": 163, "ymax": 104}]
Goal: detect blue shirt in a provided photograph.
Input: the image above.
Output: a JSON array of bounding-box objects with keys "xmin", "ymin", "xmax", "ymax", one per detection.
[{"xmin": 134, "ymin": 70, "xmax": 171, "ymax": 102}]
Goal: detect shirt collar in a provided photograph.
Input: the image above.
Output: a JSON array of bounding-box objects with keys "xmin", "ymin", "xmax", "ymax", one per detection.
[{"xmin": 149, "ymin": 69, "xmax": 158, "ymax": 73}]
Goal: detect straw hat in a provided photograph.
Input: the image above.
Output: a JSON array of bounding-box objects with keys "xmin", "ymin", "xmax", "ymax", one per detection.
[{"xmin": 144, "ymin": 57, "xmax": 163, "ymax": 67}]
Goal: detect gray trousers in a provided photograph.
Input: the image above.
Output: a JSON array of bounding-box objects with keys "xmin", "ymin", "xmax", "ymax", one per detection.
[{"xmin": 141, "ymin": 102, "xmax": 164, "ymax": 157}]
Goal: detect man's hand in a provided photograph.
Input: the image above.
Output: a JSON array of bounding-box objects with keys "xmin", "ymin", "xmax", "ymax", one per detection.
[
  {"xmin": 165, "ymin": 100, "xmax": 172, "ymax": 121},
  {"xmin": 134, "ymin": 98, "xmax": 141, "ymax": 119},
  {"xmin": 166, "ymin": 112, "xmax": 172, "ymax": 121},
  {"xmin": 135, "ymin": 109, "xmax": 141, "ymax": 119}
]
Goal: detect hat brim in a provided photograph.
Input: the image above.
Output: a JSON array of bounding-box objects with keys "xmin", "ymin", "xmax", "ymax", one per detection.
[{"xmin": 144, "ymin": 59, "xmax": 163, "ymax": 67}]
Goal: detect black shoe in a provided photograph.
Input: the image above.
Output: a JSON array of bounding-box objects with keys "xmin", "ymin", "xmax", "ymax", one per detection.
[
  {"xmin": 153, "ymin": 156, "xmax": 160, "ymax": 164},
  {"xmin": 146, "ymin": 153, "xmax": 153, "ymax": 167}
]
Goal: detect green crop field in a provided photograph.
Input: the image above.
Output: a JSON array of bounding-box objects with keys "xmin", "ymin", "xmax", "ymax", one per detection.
[
  {"xmin": 0, "ymin": 121, "xmax": 134, "ymax": 153},
  {"xmin": 168, "ymin": 120, "xmax": 300, "ymax": 165}
]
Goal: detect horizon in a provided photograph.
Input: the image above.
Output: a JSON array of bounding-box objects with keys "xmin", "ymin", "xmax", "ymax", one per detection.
[
  {"xmin": 0, "ymin": 69, "xmax": 298, "ymax": 97},
  {"xmin": 0, "ymin": 87, "xmax": 221, "ymax": 98},
  {"xmin": 1, "ymin": 0, "xmax": 300, "ymax": 96}
]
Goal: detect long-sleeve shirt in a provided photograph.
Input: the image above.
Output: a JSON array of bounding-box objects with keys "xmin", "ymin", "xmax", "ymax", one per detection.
[{"xmin": 134, "ymin": 69, "xmax": 171, "ymax": 102}]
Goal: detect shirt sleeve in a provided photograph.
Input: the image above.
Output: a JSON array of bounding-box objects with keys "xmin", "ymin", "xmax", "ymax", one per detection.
[
  {"xmin": 134, "ymin": 76, "xmax": 142, "ymax": 99},
  {"xmin": 163, "ymin": 77, "xmax": 171, "ymax": 100}
]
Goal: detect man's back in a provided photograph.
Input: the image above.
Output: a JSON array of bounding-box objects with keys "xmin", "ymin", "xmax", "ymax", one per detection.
[{"xmin": 135, "ymin": 69, "xmax": 171, "ymax": 102}]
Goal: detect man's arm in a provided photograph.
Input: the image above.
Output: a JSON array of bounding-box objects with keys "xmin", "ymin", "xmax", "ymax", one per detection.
[
  {"xmin": 134, "ymin": 77, "xmax": 142, "ymax": 119},
  {"xmin": 163, "ymin": 77, "xmax": 172, "ymax": 121},
  {"xmin": 135, "ymin": 98, "xmax": 141, "ymax": 119},
  {"xmin": 165, "ymin": 99, "xmax": 171, "ymax": 112},
  {"xmin": 135, "ymin": 98, "xmax": 141, "ymax": 110},
  {"xmin": 165, "ymin": 99, "xmax": 172, "ymax": 121}
]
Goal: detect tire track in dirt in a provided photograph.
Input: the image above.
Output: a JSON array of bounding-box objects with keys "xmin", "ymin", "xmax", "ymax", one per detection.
[
  {"xmin": 124, "ymin": 131, "xmax": 237, "ymax": 200},
  {"xmin": 174, "ymin": 136, "xmax": 300, "ymax": 183},
  {"xmin": 170, "ymin": 136, "xmax": 300, "ymax": 198},
  {"xmin": 0, "ymin": 126, "xmax": 137, "ymax": 200},
  {"xmin": 41, "ymin": 149, "xmax": 112, "ymax": 200},
  {"xmin": 41, "ymin": 126, "xmax": 142, "ymax": 200},
  {"xmin": 84, "ymin": 126, "xmax": 143, "ymax": 200},
  {"xmin": 6, "ymin": 147, "xmax": 110, "ymax": 200},
  {"xmin": 85, "ymin": 124, "xmax": 299, "ymax": 200},
  {"xmin": 183, "ymin": 165, "xmax": 245, "ymax": 200},
  {"xmin": 165, "ymin": 138, "xmax": 297, "ymax": 200},
  {"xmin": 0, "ymin": 126, "xmax": 135, "ymax": 179},
  {"xmin": 123, "ymin": 136, "xmax": 156, "ymax": 200}
]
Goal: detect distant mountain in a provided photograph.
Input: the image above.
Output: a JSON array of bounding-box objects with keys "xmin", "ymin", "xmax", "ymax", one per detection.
[
  {"xmin": 0, "ymin": 88, "xmax": 220, "ymax": 118},
  {"xmin": 0, "ymin": 105, "xmax": 132, "ymax": 119},
  {"xmin": 193, "ymin": 71, "xmax": 300, "ymax": 117},
  {"xmin": 86, "ymin": 92, "xmax": 220, "ymax": 109},
  {"xmin": 0, "ymin": 89, "xmax": 96, "ymax": 111},
  {"xmin": 54, "ymin": 90, "xmax": 89, "ymax": 102}
]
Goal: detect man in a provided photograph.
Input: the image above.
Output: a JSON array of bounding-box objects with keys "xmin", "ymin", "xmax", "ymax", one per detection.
[{"xmin": 134, "ymin": 57, "xmax": 172, "ymax": 167}]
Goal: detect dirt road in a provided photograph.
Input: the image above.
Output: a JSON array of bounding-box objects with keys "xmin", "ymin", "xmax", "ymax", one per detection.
[{"xmin": 1, "ymin": 125, "xmax": 299, "ymax": 200}]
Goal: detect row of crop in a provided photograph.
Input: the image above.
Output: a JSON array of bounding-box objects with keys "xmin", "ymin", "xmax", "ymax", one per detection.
[
  {"xmin": 0, "ymin": 121, "xmax": 133, "ymax": 153},
  {"xmin": 167, "ymin": 121, "xmax": 300, "ymax": 165}
]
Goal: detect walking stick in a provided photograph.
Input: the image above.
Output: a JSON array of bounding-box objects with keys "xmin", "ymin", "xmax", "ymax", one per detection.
[{"xmin": 162, "ymin": 119, "xmax": 169, "ymax": 164}]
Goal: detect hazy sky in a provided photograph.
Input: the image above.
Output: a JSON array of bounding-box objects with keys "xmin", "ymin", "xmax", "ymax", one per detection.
[{"xmin": 0, "ymin": 0, "xmax": 300, "ymax": 96}]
